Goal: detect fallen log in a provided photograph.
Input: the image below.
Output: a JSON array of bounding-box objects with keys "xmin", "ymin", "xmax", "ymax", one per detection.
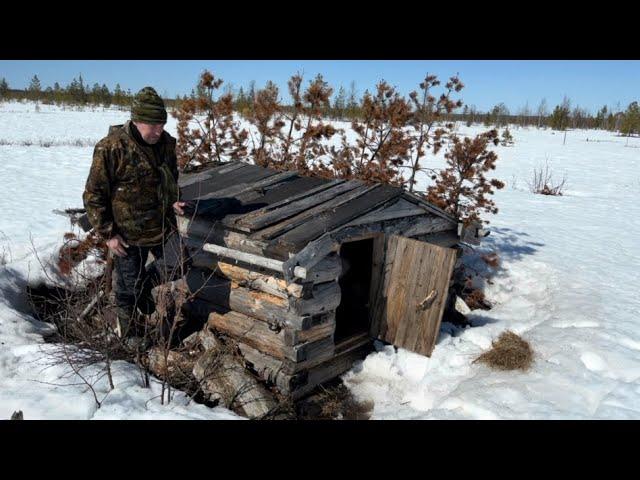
[{"xmin": 192, "ymin": 347, "xmax": 278, "ymax": 419}]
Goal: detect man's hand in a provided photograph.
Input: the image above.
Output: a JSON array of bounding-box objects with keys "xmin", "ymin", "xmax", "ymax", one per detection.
[
  {"xmin": 106, "ymin": 234, "xmax": 129, "ymax": 257},
  {"xmin": 173, "ymin": 201, "xmax": 191, "ymax": 216}
]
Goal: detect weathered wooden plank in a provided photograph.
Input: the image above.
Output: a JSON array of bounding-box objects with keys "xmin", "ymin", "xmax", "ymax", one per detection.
[
  {"xmin": 288, "ymin": 280, "xmax": 341, "ymax": 316},
  {"xmin": 237, "ymin": 343, "xmax": 307, "ymax": 391},
  {"xmin": 296, "ymin": 253, "xmax": 342, "ymax": 283},
  {"xmin": 178, "ymin": 161, "xmax": 245, "ymax": 188},
  {"xmin": 236, "ymin": 180, "xmax": 364, "ymax": 232},
  {"xmin": 216, "ymin": 262, "xmax": 305, "ymax": 299},
  {"xmin": 368, "ymin": 234, "xmax": 386, "ymax": 338},
  {"xmin": 191, "ymin": 343, "xmax": 278, "ymax": 419},
  {"xmin": 254, "ymin": 184, "xmax": 379, "ymax": 242},
  {"xmin": 373, "ymin": 235, "xmax": 457, "ymax": 357},
  {"xmin": 400, "ymin": 215, "xmax": 458, "ymax": 237},
  {"xmin": 414, "ymin": 230, "xmax": 459, "ymax": 248},
  {"xmin": 268, "ymin": 185, "xmax": 401, "ymax": 257},
  {"xmin": 181, "ymin": 269, "xmax": 338, "ymax": 329},
  {"xmin": 281, "ymin": 213, "xmax": 457, "ymax": 281},
  {"xmin": 181, "ymin": 269, "xmax": 287, "ymax": 325},
  {"xmin": 208, "ymin": 310, "xmax": 291, "ymax": 360},
  {"xmin": 237, "ymin": 321, "xmax": 337, "ymax": 375},
  {"xmin": 182, "ymin": 163, "xmax": 285, "ymax": 202},
  {"xmin": 231, "ymin": 174, "xmax": 304, "ymax": 206},
  {"xmin": 400, "ymin": 192, "xmax": 459, "ymax": 224},
  {"xmin": 202, "ymin": 242, "xmax": 308, "ymax": 279},
  {"xmin": 234, "ymin": 178, "xmax": 344, "ymax": 218},
  {"xmin": 181, "ymin": 226, "xmax": 269, "ymax": 257},
  {"xmin": 284, "ymin": 315, "xmax": 336, "ymax": 346},
  {"xmin": 289, "ymin": 343, "xmax": 372, "ymax": 399},
  {"xmin": 195, "ymin": 170, "xmax": 297, "ymax": 202},
  {"xmin": 216, "ymin": 176, "xmax": 339, "ymax": 229},
  {"xmin": 180, "ymin": 162, "xmax": 250, "ymax": 200},
  {"xmin": 242, "ymin": 331, "xmax": 370, "ymax": 393},
  {"xmin": 209, "ymin": 309, "xmax": 336, "ymax": 363},
  {"xmin": 347, "ymin": 197, "xmax": 427, "ymax": 226}
]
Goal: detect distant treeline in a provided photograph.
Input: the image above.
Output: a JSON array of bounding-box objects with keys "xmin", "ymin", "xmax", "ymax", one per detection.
[
  {"xmin": 0, "ymin": 75, "xmax": 180, "ymax": 109},
  {"xmin": 1, "ymin": 74, "xmax": 638, "ymax": 136}
]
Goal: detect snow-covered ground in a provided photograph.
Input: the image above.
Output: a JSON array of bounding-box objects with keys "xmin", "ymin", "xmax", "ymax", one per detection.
[{"xmin": 1, "ymin": 100, "xmax": 639, "ymax": 419}]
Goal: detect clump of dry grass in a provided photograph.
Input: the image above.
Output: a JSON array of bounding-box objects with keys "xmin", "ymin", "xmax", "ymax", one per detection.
[
  {"xmin": 474, "ymin": 330, "xmax": 533, "ymax": 371},
  {"xmin": 294, "ymin": 381, "xmax": 374, "ymax": 420},
  {"xmin": 463, "ymin": 288, "xmax": 492, "ymax": 310}
]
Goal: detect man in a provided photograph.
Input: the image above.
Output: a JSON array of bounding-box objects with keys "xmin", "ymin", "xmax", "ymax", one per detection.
[{"xmin": 83, "ymin": 86, "xmax": 189, "ymax": 338}]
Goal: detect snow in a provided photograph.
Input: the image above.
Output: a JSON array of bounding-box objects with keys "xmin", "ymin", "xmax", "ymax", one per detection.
[
  {"xmin": 1, "ymin": 100, "xmax": 639, "ymax": 419},
  {"xmin": 343, "ymin": 126, "xmax": 640, "ymax": 419}
]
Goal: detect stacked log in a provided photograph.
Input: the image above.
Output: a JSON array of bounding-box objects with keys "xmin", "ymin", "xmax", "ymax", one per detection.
[{"xmin": 177, "ymin": 235, "xmax": 362, "ymax": 399}]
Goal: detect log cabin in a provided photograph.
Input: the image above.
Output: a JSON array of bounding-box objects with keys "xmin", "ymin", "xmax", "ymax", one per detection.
[{"xmin": 174, "ymin": 160, "xmax": 485, "ymax": 400}]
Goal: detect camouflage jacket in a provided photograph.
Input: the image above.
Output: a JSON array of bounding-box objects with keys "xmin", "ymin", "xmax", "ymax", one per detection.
[{"xmin": 82, "ymin": 121, "xmax": 180, "ymax": 246}]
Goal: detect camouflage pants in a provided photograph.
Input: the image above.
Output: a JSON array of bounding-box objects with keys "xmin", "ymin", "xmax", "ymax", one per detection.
[{"xmin": 114, "ymin": 232, "xmax": 190, "ymax": 320}]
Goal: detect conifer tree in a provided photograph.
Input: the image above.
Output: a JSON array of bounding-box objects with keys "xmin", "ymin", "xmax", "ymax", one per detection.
[
  {"xmin": 621, "ymin": 101, "xmax": 640, "ymax": 137},
  {"xmin": 0, "ymin": 77, "xmax": 8, "ymax": 100},
  {"xmin": 550, "ymin": 97, "xmax": 571, "ymax": 130},
  {"xmin": 333, "ymin": 85, "xmax": 347, "ymax": 120},
  {"xmin": 28, "ymin": 75, "xmax": 42, "ymax": 102},
  {"xmin": 271, "ymin": 73, "xmax": 337, "ymax": 172},
  {"xmin": 406, "ymin": 74, "xmax": 463, "ymax": 192},
  {"xmin": 172, "ymin": 70, "xmax": 248, "ymax": 170},
  {"xmin": 427, "ymin": 129, "xmax": 504, "ymax": 225},
  {"xmin": 350, "ymin": 81, "xmax": 413, "ymax": 184},
  {"xmin": 346, "ymin": 81, "xmax": 359, "ymax": 120},
  {"xmin": 501, "ymin": 127, "xmax": 514, "ymax": 145}
]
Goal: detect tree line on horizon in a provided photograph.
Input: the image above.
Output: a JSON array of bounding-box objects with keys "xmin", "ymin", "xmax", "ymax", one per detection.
[{"xmin": 0, "ymin": 73, "xmax": 638, "ymax": 137}]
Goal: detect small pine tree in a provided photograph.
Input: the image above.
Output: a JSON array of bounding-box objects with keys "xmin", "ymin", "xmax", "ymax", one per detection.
[
  {"xmin": 406, "ymin": 74, "xmax": 463, "ymax": 193},
  {"xmin": 350, "ymin": 81, "xmax": 413, "ymax": 184},
  {"xmin": 346, "ymin": 81, "xmax": 359, "ymax": 120},
  {"xmin": 621, "ymin": 101, "xmax": 640, "ymax": 138},
  {"xmin": 172, "ymin": 70, "xmax": 248, "ymax": 170},
  {"xmin": 426, "ymin": 129, "xmax": 505, "ymax": 225},
  {"xmin": 500, "ymin": 127, "xmax": 514, "ymax": 146},
  {"xmin": 550, "ymin": 97, "xmax": 571, "ymax": 131},
  {"xmin": 246, "ymin": 80, "xmax": 282, "ymax": 167},
  {"xmin": 333, "ymin": 85, "xmax": 347, "ymax": 120},
  {"xmin": 28, "ymin": 74, "xmax": 42, "ymax": 102},
  {"xmin": 0, "ymin": 77, "xmax": 8, "ymax": 100}
]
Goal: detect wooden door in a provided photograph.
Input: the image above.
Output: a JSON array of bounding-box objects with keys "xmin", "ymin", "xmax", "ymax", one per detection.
[{"xmin": 369, "ymin": 235, "xmax": 457, "ymax": 357}]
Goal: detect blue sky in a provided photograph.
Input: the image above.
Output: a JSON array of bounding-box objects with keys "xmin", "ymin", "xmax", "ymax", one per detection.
[{"xmin": 0, "ymin": 60, "xmax": 638, "ymax": 114}]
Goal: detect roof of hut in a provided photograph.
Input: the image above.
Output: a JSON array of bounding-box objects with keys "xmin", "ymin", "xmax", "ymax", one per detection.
[{"xmin": 178, "ymin": 161, "xmax": 460, "ymax": 259}]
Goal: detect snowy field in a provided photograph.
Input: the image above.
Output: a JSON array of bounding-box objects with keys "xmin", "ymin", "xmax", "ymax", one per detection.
[{"xmin": 0, "ymin": 100, "xmax": 639, "ymax": 419}]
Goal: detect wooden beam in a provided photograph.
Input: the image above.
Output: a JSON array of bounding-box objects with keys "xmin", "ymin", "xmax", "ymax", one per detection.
[
  {"xmin": 202, "ymin": 242, "xmax": 307, "ymax": 279},
  {"xmin": 255, "ymin": 184, "xmax": 379, "ymax": 242},
  {"xmin": 216, "ymin": 261, "xmax": 306, "ymax": 299},
  {"xmin": 236, "ymin": 180, "xmax": 364, "ymax": 233}
]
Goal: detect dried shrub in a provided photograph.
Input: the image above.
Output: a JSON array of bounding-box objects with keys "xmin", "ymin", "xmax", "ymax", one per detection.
[
  {"xmin": 463, "ymin": 288, "xmax": 492, "ymax": 310},
  {"xmin": 528, "ymin": 162, "xmax": 566, "ymax": 196},
  {"xmin": 296, "ymin": 382, "xmax": 373, "ymax": 420},
  {"xmin": 473, "ymin": 330, "xmax": 533, "ymax": 371},
  {"xmin": 481, "ymin": 252, "xmax": 500, "ymax": 268},
  {"xmin": 57, "ymin": 231, "xmax": 106, "ymax": 276}
]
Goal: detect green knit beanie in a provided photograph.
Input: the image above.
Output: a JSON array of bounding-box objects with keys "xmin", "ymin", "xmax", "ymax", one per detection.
[{"xmin": 131, "ymin": 86, "xmax": 167, "ymax": 124}]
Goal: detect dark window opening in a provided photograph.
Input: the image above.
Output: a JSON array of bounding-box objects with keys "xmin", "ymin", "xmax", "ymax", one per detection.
[{"xmin": 334, "ymin": 238, "xmax": 374, "ymax": 343}]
